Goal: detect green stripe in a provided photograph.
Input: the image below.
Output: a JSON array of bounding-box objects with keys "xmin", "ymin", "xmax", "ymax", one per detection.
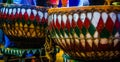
[
  {"xmin": 60, "ymin": 28, "xmax": 64, "ymax": 37},
  {"xmin": 75, "ymin": 27, "xmax": 80, "ymax": 37},
  {"xmin": 82, "ymin": 26, "xmax": 87, "ymax": 36},
  {"xmin": 88, "ymin": 24, "xmax": 96, "ymax": 37},
  {"xmin": 65, "ymin": 29, "xmax": 69, "ymax": 37},
  {"xmin": 100, "ymin": 28, "xmax": 110, "ymax": 38},
  {"xmin": 70, "ymin": 28, "xmax": 74, "ymax": 35},
  {"xmin": 55, "ymin": 28, "xmax": 60, "ymax": 37}
]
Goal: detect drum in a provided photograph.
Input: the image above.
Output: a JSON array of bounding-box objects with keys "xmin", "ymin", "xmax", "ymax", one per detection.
[
  {"xmin": 48, "ymin": 6, "xmax": 120, "ymax": 60},
  {"xmin": 0, "ymin": 4, "xmax": 48, "ymax": 48}
]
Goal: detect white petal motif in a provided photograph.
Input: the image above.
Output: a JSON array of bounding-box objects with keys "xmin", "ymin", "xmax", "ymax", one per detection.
[
  {"xmin": 80, "ymin": 13, "xmax": 86, "ymax": 23},
  {"xmin": 32, "ymin": 9, "xmax": 37, "ymax": 16},
  {"xmin": 102, "ymin": 12, "xmax": 108, "ymax": 23},
  {"xmin": 21, "ymin": 8, "xmax": 25, "ymax": 15},
  {"xmin": 13, "ymin": 8, "xmax": 16, "ymax": 15},
  {"xmin": 27, "ymin": 9, "xmax": 31, "ymax": 16},
  {"xmin": 91, "ymin": 11, "xmax": 100, "ymax": 27},
  {"xmin": 62, "ymin": 14, "xmax": 67, "ymax": 24},
  {"xmin": 73, "ymin": 13, "xmax": 79, "ymax": 22},
  {"xmin": 109, "ymin": 12, "xmax": 116, "ymax": 23}
]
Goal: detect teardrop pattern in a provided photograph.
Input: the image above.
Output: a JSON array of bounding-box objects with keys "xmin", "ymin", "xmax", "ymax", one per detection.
[
  {"xmin": 19, "ymin": 11, "xmax": 22, "ymax": 20},
  {"xmin": 72, "ymin": 18, "xmax": 76, "ymax": 28},
  {"xmin": 10, "ymin": 12, "xmax": 15, "ymax": 21},
  {"xmin": 56, "ymin": 17, "xmax": 61, "ymax": 30},
  {"xmin": 0, "ymin": 6, "xmax": 48, "ymax": 48},
  {"xmin": 84, "ymin": 17, "xmax": 91, "ymax": 29},
  {"xmin": 1, "ymin": 6, "xmax": 48, "ymax": 40},
  {"xmin": 97, "ymin": 16, "xmax": 104, "ymax": 34},
  {"xmin": 105, "ymin": 15, "xmax": 114, "ymax": 33},
  {"xmin": 24, "ymin": 11, "xmax": 29, "ymax": 21},
  {"xmin": 77, "ymin": 18, "xmax": 83, "ymax": 29},
  {"xmin": 41, "ymin": 16, "xmax": 45, "ymax": 23},
  {"xmin": 36, "ymin": 14, "xmax": 40, "ymax": 23},
  {"xmin": 61, "ymin": 20, "xmax": 65, "ymax": 29},
  {"xmin": 66, "ymin": 17, "xmax": 71, "ymax": 31},
  {"xmin": 48, "ymin": 8, "xmax": 120, "ymax": 59},
  {"xmin": 50, "ymin": 12, "xmax": 120, "ymax": 37},
  {"xmin": 30, "ymin": 12, "xmax": 35, "ymax": 21}
]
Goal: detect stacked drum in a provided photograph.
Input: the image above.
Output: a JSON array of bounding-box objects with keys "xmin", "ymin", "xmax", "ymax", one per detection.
[{"xmin": 48, "ymin": 5, "xmax": 120, "ymax": 61}]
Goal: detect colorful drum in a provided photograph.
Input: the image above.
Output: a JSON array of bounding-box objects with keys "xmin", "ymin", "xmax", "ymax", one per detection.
[
  {"xmin": 48, "ymin": 6, "xmax": 120, "ymax": 60},
  {"xmin": 0, "ymin": 4, "xmax": 48, "ymax": 48}
]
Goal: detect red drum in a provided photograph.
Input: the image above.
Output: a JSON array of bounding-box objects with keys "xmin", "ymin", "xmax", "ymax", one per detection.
[
  {"xmin": 0, "ymin": 4, "xmax": 48, "ymax": 48},
  {"xmin": 48, "ymin": 6, "xmax": 120, "ymax": 60}
]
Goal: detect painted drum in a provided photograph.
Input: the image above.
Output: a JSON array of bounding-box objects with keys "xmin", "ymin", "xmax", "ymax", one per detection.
[
  {"xmin": 0, "ymin": 4, "xmax": 48, "ymax": 48},
  {"xmin": 48, "ymin": 6, "xmax": 120, "ymax": 60}
]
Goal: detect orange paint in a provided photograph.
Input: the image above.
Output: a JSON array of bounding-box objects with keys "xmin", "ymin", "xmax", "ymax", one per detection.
[{"xmin": 61, "ymin": 0, "xmax": 68, "ymax": 7}]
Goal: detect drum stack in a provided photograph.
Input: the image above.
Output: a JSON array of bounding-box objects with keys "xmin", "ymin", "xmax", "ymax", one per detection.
[
  {"xmin": 48, "ymin": 5, "xmax": 120, "ymax": 62},
  {"xmin": 0, "ymin": 4, "xmax": 58, "ymax": 62}
]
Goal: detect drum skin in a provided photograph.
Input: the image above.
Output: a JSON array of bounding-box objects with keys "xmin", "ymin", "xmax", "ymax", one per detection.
[
  {"xmin": 0, "ymin": 4, "xmax": 48, "ymax": 48},
  {"xmin": 48, "ymin": 6, "xmax": 120, "ymax": 60}
]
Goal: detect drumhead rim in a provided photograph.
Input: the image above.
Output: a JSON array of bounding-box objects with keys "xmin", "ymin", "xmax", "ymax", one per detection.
[{"xmin": 48, "ymin": 5, "xmax": 120, "ymax": 13}]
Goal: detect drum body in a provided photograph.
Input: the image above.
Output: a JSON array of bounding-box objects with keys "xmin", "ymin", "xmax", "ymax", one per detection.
[
  {"xmin": 48, "ymin": 6, "xmax": 120, "ymax": 60},
  {"xmin": 0, "ymin": 4, "xmax": 48, "ymax": 48}
]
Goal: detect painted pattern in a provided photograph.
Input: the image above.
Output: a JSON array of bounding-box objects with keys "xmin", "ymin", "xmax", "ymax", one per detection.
[
  {"xmin": 48, "ymin": 6, "xmax": 120, "ymax": 60},
  {"xmin": 0, "ymin": 5, "xmax": 48, "ymax": 48},
  {"xmin": 1, "ymin": 5, "xmax": 48, "ymax": 38}
]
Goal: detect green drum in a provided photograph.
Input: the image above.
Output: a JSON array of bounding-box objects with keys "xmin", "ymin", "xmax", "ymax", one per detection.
[
  {"xmin": 48, "ymin": 6, "xmax": 120, "ymax": 60},
  {"xmin": 0, "ymin": 4, "xmax": 48, "ymax": 48}
]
